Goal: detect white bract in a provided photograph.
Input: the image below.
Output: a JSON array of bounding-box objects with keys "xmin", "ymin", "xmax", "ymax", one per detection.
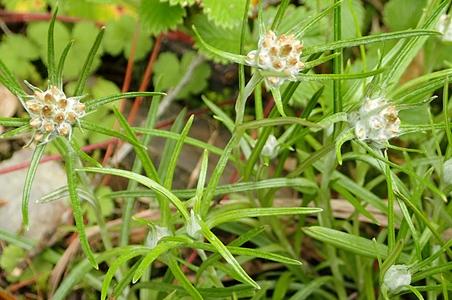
[
  {"xmin": 349, "ymin": 96, "xmax": 400, "ymax": 145},
  {"xmin": 23, "ymin": 84, "xmax": 85, "ymax": 144},
  {"xmin": 443, "ymin": 158, "xmax": 452, "ymax": 185},
  {"xmin": 146, "ymin": 225, "xmax": 171, "ymax": 249},
  {"xmin": 187, "ymin": 209, "xmax": 202, "ymax": 239},
  {"xmin": 261, "ymin": 134, "xmax": 280, "ymax": 159},
  {"xmin": 246, "ymin": 30, "xmax": 304, "ymax": 88},
  {"xmin": 437, "ymin": 14, "xmax": 452, "ymax": 42},
  {"xmin": 383, "ymin": 264, "xmax": 411, "ymax": 292}
]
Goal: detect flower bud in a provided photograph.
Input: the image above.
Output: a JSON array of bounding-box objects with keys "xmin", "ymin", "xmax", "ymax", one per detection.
[{"xmin": 383, "ymin": 265, "xmax": 411, "ymax": 292}]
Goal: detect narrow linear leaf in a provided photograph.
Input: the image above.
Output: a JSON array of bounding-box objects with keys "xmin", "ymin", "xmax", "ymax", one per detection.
[
  {"xmin": 74, "ymin": 27, "xmax": 105, "ymax": 96},
  {"xmin": 166, "ymin": 255, "xmax": 203, "ymax": 300},
  {"xmin": 0, "ymin": 117, "xmax": 29, "ymax": 127},
  {"xmin": 80, "ymin": 167, "xmax": 190, "ymax": 220},
  {"xmin": 85, "ymin": 91, "xmax": 165, "ymax": 110},
  {"xmin": 303, "ymin": 29, "xmax": 440, "ymax": 55},
  {"xmin": 47, "ymin": 7, "xmax": 58, "ymax": 85},
  {"xmin": 198, "ymin": 219, "xmax": 260, "ymax": 289},
  {"xmin": 61, "ymin": 140, "xmax": 98, "ymax": 269},
  {"xmin": 206, "ymin": 207, "xmax": 322, "ymax": 228},
  {"xmin": 132, "ymin": 241, "xmax": 182, "ymax": 283},
  {"xmin": 303, "ymin": 226, "xmax": 409, "ymax": 262},
  {"xmin": 21, "ymin": 144, "xmax": 45, "ymax": 229},
  {"xmin": 192, "ymin": 26, "xmax": 247, "ymax": 64},
  {"xmin": 56, "ymin": 40, "xmax": 74, "ymax": 88}
]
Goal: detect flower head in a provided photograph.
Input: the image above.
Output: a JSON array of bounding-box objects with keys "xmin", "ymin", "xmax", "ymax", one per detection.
[
  {"xmin": 349, "ymin": 96, "xmax": 400, "ymax": 145},
  {"xmin": 246, "ymin": 30, "xmax": 304, "ymax": 88},
  {"xmin": 23, "ymin": 84, "xmax": 85, "ymax": 144}
]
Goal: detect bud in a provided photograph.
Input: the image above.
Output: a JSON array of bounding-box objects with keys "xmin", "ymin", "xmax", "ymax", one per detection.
[
  {"xmin": 383, "ymin": 265, "xmax": 411, "ymax": 292},
  {"xmin": 261, "ymin": 134, "xmax": 279, "ymax": 159},
  {"xmin": 146, "ymin": 225, "xmax": 171, "ymax": 249},
  {"xmin": 187, "ymin": 210, "xmax": 202, "ymax": 239},
  {"xmin": 437, "ymin": 15, "xmax": 452, "ymax": 42}
]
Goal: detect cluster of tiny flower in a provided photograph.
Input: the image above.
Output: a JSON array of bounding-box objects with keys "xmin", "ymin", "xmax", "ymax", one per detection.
[
  {"xmin": 437, "ymin": 14, "xmax": 452, "ymax": 42},
  {"xmin": 246, "ymin": 30, "xmax": 304, "ymax": 88},
  {"xmin": 349, "ymin": 96, "xmax": 400, "ymax": 145},
  {"xmin": 24, "ymin": 85, "xmax": 85, "ymax": 143}
]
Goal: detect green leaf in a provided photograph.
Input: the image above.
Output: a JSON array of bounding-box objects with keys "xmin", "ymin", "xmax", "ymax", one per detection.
[
  {"xmin": 0, "ymin": 34, "xmax": 40, "ymax": 80},
  {"xmin": 198, "ymin": 219, "xmax": 260, "ymax": 289},
  {"xmin": 81, "ymin": 167, "xmax": 190, "ymax": 220},
  {"xmin": 140, "ymin": 0, "xmax": 186, "ymax": 35},
  {"xmin": 112, "ymin": 108, "xmax": 159, "ymax": 181},
  {"xmin": 21, "ymin": 144, "xmax": 46, "ymax": 229},
  {"xmin": 27, "ymin": 21, "xmax": 71, "ymax": 69},
  {"xmin": 0, "ymin": 245, "xmax": 26, "ymax": 274},
  {"xmin": 166, "ymin": 256, "xmax": 203, "ymax": 300},
  {"xmin": 303, "ymin": 29, "xmax": 441, "ymax": 55},
  {"xmin": 108, "ymin": 177, "xmax": 315, "ymax": 199},
  {"xmin": 303, "ymin": 226, "xmax": 409, "ymax": 262},
  {"xmin": 74, "ymin": 25, "xmax": 105, "ymax": 96},
  {"xmin": 153, "ymin": 52, "xmax": 211, "ymax": 98},
  {"xmin": 65, "ymin": 22, "xmax": 104, "ymax": 80},
  {"xmin": 0, "ymin": 117, "xmax": 29, "ymax": 127},
  {"xmin": 0, "ymin": 228, "xmax": 35, "ymax": 250},
  {"xmin": 383, "ymin": 0, "xmax": 428, "ymax": 31},
  {"xmin": 58, "ymin": 139, "xmax": 98, "ymax": 269},
  {"xmin": 132, "ymin": 242, "xmax": 181, "ymax": 283},
  {"xmin": 47, "ymin": 8, "xmax": 58, "ymax": 85},
  {"xmin": 206, "ymin": 207, "xmax": 322, "ymax": 228},
  {"xmin": 85, "ymin": 91, "xmax": 164, "ymax": 111},
  {"xmin": 160, "ymin": 0, "xmax": 196, "ymax": 6},
  {"xmin": 100, "ymin": 247, "xmax": 149, "ymax": 300},
  {"xmin": 202, "ymin": 0, "xmax": 246, "ymax": 29},
  {"xmin": 192, "ymin": 15, "xmax": 248, "ymax": 63},
  {"xmin": 103, "ymin": 15, "xmax": 153, "ymax": 61}
]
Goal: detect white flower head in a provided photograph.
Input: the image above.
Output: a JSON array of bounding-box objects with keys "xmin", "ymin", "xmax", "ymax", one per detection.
[
  {"xmin": 349, "ymin": 96, "xmax": 400, "ymax": 145},
  {"xmin": 261, "ymin": 134, "xmax": 280, "ymax": 159},
  {"xmin": 146, "ymin": 225, "xmax": 171, "ymax": 249},
  {"xmin": 187, "ymin": 209, "xmax": 202, "ymax": 239},
  {"xmin": 383, "ymin": 264, "xmax": 411, "ymax": 293},
  {"xmin": 246, "ymin": 30, "xmax": 304, "ymax": 88},
  {"xmin": 23, "ymin": 83, "xmax": 85, "ymax": 144},
  {"xmin": 437, "ymin": 14, "xmax": 452, "ymax": 42}
]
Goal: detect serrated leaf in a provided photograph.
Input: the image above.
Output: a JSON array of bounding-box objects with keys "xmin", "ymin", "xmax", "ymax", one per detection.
[
  {"xmin": 140, "ymin": 0, "xmax": 186, "ymax": 35},
  {"xmin": 1, "ymin": 0, "xmax": 46, "ymax": 12},
  {"xmin": 192, "ymin": 14, "xmax": 248, "ymax": 63},
  {"xmin": 103, "ymin": 15, "xmax": 153, "ymax": 61},
  {"xmin": 58, "ymin": 0, "xmax": 120, "ymax": 21},
  {"xmin": 0, "ymin": 34, "xmax": 41, "ymax": 80},
  {"xmin": 202, "ymin": 0, "xmax": 246, "ymax": 29},
  {"xmin": 153, "ymin": 51, "xmax": 211, "ymax": 98}
]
